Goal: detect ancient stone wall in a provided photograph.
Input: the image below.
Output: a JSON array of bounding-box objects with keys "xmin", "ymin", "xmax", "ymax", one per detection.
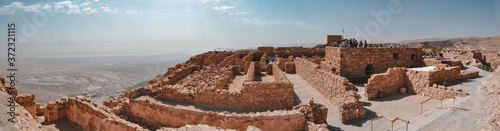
[
  {"xmin": 295, "ymin": 58, "xmax": 365, "ymax": 123},
  {"xmin": 325, "ymin": 47, "xmax": 425, "ymax": 76},
  {"xmin": 257, "ymin": 46, "xmax": 274, "ymax": 55},
  {"xmin": 365, "ymin": 67, "xmax": 474, "ymax": 99},
  {"xmin": 122, "ymin": 96, "xmax": 327, "ymax": 131},
  {"xmin": 15, "ymin": 93, "xmax": 36, "ymax": 119},
  {"xmin": 276, "ymin": 51, "xmax": 325, "ymax": 58},
  {"xmin": 218, "ymin": 53, "xmax": 247, "ymax": 72},
  {"xmin": 43, "ymin": 96, "xmax": 146, "ymax": 131},
  {"xmin": 203, "ymin": 52, "xmax": 231, "ymax": 66},
  {"xmin": 149, "ymin": 63, "xmax": 195, "ymax": 86},
  {"xmin": 428, "ymin": 66, "xmax": 461, "ymax": 85},
  {"xmin": 424, "ymin": 58, "xmax": 463, "ymax": 67},
  {"xmin": 442, "ymin": 50, "xmax": 486, "ymax": 64},
  {"xmin": 364, "ymin": 68, "xmax": 406, "ymax": 99},
  {"xmin": 327, "ymin": 35, "xmax": 342, "ymax": 44}
]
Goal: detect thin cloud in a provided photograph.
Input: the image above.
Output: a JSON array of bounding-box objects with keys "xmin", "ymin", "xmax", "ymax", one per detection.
[
  {"xmin": 212, "ymin": 6, "xmax": 235, "ymax": 11},
  {"xmin": 0, "ymin": 1, "xmax": 127, "ymax": 15},
  {"xmin": 236, "ymin": 18, "xmax": 269, "ymax": 25}
]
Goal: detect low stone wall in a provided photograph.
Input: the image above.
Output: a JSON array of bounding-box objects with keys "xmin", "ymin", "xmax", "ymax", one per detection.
[
  {"xmin": 365, "ymin": 68, "xmax": 406, "ymax": 99},
  {"xmin": 43, "ymin": 96, "xmax": 146, "ymax": 131},
  {"xmin": 295, "ymin": 58, "xmax": 365, "ymax": 123},
  {"xmin": 460, "ymin": 70, "xmax": 479, "ymax": 80},
  {"xmin": 365, "ymin": 67, "xmax": 474, "ymax": 99},
  {"xmin": 150, "ymin": 64, "xmax": 195, "ymax": 86},
  {"xmin": 428, "ymin": 66, "xmax": 461, "ymax": 85},
  {"xmin": 123, "ymin": 96, "xmax": 327, "ymax": 131}
]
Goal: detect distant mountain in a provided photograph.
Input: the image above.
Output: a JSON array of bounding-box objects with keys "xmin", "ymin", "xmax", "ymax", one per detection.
[{"xmin": 404, "ymin": 36, "xmax": 500, "ymax": 53}]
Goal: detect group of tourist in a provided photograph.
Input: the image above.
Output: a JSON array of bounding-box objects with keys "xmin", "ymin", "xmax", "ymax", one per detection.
[
  {"xmin": 266, "ymin": 56, "xmax": 276, "ymax": 64},
  {"xmin": 425, "ymin": 52, "xmax": 443, "ymax": 58},
  {"xmin": 332, "ymin": 38, "xmax": 368, "ymax": 48}
]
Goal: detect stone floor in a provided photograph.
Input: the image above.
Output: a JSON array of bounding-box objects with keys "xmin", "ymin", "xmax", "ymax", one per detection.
[{"xmin": 227, "ymin": 74, "xmax": 245, "ymax": 93}]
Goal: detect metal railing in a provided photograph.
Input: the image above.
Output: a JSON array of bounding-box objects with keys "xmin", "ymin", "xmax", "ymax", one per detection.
[
  {"xmin": 420, "ymin": 96, "xmax": 456, "ymax": 114},
  {"xmin": 370, "ymin": 116, "xmax": 409, "ymax": 131}
]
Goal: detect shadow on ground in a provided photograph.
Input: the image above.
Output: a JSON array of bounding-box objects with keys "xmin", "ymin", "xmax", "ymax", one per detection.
[
  {"xmin": 369, "ymin": 93, "xmax": 414, "ymax": 102},
  {"xmin": 343, "ymin": 108, "xmax": 378, "ymax": 127},
  {"xmin": 294, "ymin": 92, "xmax": 302, "ymax": 105},
  {"xmin": 42, "ymin": 118, "xmax": 85, "ymax": 131}
]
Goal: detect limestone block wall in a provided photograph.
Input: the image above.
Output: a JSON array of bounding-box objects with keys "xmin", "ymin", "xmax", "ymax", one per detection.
[
  {"xmin": 276, "ymin": 51, "xmax": 325, "ymax": 58},
  {"xmin": 285, "ymin": 62, "xmax": 296, "ymax": 73},
  {"xmin": 257, "ymin": 46, "xmax": 274, "ymax": 55},
  {"xmin": 44, "ymin": 96, "xmax": 146, "ymax": 131},
  {"xmin": 295, "ymin": 58, "xmax": 365, "ymax": 123},
  {"xmin": 442, "ymin": 50, "xmax": 486, "ymax": 64},
  {"xmin": 326, "ymin": 47, "xmax": 425, "ymax": 76},
  {"xmin": 428, "ymin": 66, "xmax": 461, "ymax": 85},
  {"xmin": 150, "ymin": 64, "xmax": 194, "ymax": 86},
  {"xmin": 424, "ymin": 58, "xmax": 444, "ymax": 66},
  {"xmin": 365, "ymin": 67, "xmax": 474, "ymax": 99},
  {"xmin": 276, "ymin": 56, "xmax": 294, "ymax": 71},
  {"xmin": 203, "ymin": 52, "xmax": 231, "ymax": 66},
  {"xmin": 460, "ymin": 70, "xmax": 479, "ymax": 79},
  {"xmin": 217, "ymin": 53, "xmax": 247, "ymax": 72},
  {"xmin": 364, "ymin": 68, "xmax": 406, "ymax": 99},
  {"xmin": 123, "ymin": 97, "xmax": 313, "ymax": 131}
]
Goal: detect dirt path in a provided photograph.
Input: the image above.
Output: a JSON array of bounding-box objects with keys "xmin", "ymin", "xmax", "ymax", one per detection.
[
  {"xmin": 287, "ymin": 66, "xmax": 491, "ymax": 131},
  {"xmin": 413, "ymin": 66, "xmax": 494, "ymax": 131}
]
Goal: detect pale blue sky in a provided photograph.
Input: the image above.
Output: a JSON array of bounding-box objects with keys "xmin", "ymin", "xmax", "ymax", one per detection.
[{"xmin": 1, "ymin": 0, "xmax": 500, "ymax": 56}]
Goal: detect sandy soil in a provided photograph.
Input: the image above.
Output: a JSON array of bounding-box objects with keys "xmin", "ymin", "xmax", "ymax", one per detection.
[
  {"xmin": 417, "ymin": 67, "xmax": 496, "ymax": 131},
  {"xmin": 227, "ymin": 74, "xmax": 245, "ymax": 93}
]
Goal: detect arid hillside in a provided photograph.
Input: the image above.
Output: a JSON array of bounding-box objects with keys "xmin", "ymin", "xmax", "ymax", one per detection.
[{"xmin": 406, "ymin": 36, "xmax": 500, "ymax": 70}]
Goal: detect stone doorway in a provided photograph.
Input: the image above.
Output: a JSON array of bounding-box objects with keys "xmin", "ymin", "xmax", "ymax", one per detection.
[{"xmin": 365, "ymin": 64, "xmax": 374, "ymax": 75}]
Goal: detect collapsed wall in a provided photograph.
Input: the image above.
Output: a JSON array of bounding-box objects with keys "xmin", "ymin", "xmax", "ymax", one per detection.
[
  {"xmin": 365, "ymin": 66, "xmax": 478, "ymax": 100},
  {"xmin": 43, "ymin": 96, "xmax": 147, "ymax": 131},
  {"xmin": 294, "ymin": 57, "xmax": 365, "ymax": 123}
]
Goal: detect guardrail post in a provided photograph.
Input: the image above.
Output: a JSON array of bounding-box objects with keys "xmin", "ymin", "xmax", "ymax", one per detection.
[
  {"xmin": 421, "ymin": 103, "xmax": 423, "ymax": 114},
  {"xmin": 440, "ymin": 99, "xmax": 443, "ymax": 109}
]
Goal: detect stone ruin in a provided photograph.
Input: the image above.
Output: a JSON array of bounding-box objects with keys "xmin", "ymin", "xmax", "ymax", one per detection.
[{"xmin": 2, "ymin": 41, "xmax": 486, "ymax": 130}]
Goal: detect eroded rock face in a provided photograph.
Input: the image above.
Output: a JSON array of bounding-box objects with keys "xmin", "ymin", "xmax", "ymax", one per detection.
[
  {"xmin": 292, "ymin": 98, "xmax": 328, "ymax": 124},
  {"xmin": 477, "ymin": 73, "xmax": 500, "ymax": 131}
]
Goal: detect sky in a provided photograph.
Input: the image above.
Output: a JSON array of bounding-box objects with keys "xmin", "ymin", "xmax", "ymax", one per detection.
[{"xmin": 1, "ymin": 0, "xmax": 500, "ymax": 56}]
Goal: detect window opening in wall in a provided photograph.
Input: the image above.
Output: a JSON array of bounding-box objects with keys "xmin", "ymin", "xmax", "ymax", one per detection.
[
  {"xmin": 393, "ymin": 53, "xmax": 399, "ymax": 60},
  {"xmin": 411, "ymin": 54, "xmax": 415, "ymax": 59}
]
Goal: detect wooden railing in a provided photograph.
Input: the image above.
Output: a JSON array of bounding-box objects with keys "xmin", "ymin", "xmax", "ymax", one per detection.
[
  {"xmin": 370, "ymin": 116, "xmax": 409, "ymax": 131},
  {"xmin": 420, "ymin": 96, "xmax": 456, "ymax": 114}
]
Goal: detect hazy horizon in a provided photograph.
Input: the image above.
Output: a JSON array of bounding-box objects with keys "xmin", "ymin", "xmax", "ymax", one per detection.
[{"xmin": 1, "ymin": 0, "xmax": 500, "ymax": 56}]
